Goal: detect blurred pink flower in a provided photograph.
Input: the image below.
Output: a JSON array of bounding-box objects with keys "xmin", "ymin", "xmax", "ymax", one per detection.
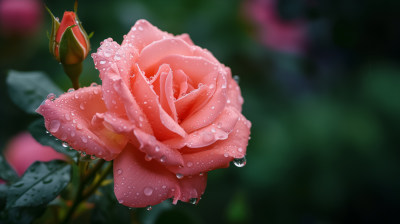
[
  {"xmin": 0, "ymin": 0, "xmax": 43, "ymax": 37},
  {"xmin": 245, "ymin": 0, "xmax": 307, "ymax": 54},
  {"xmin": 3, "ymin": 132, "xmax": 66, "ymax": 177}
]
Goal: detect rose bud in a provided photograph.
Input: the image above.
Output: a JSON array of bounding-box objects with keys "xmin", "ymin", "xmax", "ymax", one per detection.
[{"xmin": 47, "ymin": 4, "xmax": 91, "ymax": 89}]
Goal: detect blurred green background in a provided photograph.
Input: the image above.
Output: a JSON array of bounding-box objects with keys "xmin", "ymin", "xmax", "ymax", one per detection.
[{"xmin": 1, "ymin": 0, "xmax": 400, "ymax": 223}]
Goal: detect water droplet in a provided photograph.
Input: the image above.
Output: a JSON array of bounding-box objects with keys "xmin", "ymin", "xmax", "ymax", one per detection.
[
  {"xmin": 233, "ymin": 156, "xmax": 246, "ymax": 167},
  {"xmin": 211, "ymin": 106, "xmax": 215, "ymax": 110},
  {"xmin": 62, "ymin": 142, "xmax": 69, "ymax": 148},
  {"xmin": 64, "ymin": 113, "xmax": 71, "ymax": 121},
  {"xmin": 49, "ymin": 120, "xmax": 60, "ymax": 133},
  {"xmin": 81, "ymin": 136, "xmax": 88, "ymax": 143},
  {"xmin": 90, "ymin": 82, "xmax": 98, "ymax": 87},
  {"xmin": 146, "ymin": 206, "xmax": 152, "ymax": 211},
  {"xmin": 237, "ymin": 147, "xmax": 243, "ymax": 153},
  {"xmin": 100, "ymin": 60, "xmax": 106, "ymax": 65},
  {"xmin": 74, "ymin": 93, "xmax": 79, "ymax": 99},
  {"xmin": 43, "ymin": 177, "xmax": 53, "ymax": 184},
  {"xmin": 138, "ymin": 26, "xmax": 143, "ymax": 31},
  {"xmin": 145, "ymin": 154, "xmax": 152, "ymax": 161},
  {"xmin": 79, "ymin": 103, "xmax": 85, "ymax": 110},
  {"xmin": 176, "ymin": 173, "xmax": 183, "ymax": 179},
  {"xmin": 47, "ymin": 93, "xmax": 56, "ymax": 101},
  {"xmin": 189, "ymin": 198, "xmax": 197, "ymax": 205},
  {"xmin": 117, "ymin": 169, "xmax": 123, "ymax": 175},
  {"xmin": 76, "ymin": 123, "xmax": 83, "ymax": 130},
  {"xmin": 118, "ymin": 199, "xmax": 124, "ymax": 204},
  {"xmin": 233, "ymin": 75, "xmax": 240, "ymax": 83},
  {"xmin": 224, "ymin": 153, "xmax": 229, "ymax": 158},
  {"xmin": 187, "ymin": 162, "xmax": 193, "ymax": 167},
  {"xmin": 67, "ymin": 88, "xmax": 74, "ymax": 93},
  {"xmin": 199, "ymin": 172, "xmax": 204, "ymax": 176},
  {"xmin": 143, "ymin": 187, "xmax": 153, "ymax": 196},
  {"xmin": 70, "ymin": 131, "xmax": 76, "ymax": 137},
  {"xmin": 155, "ymin": 145, "xmax": 160, "ymax": 152},
  {"xmin": 211, "ymin": 128, "xmax": 216, "ymax": 133},
  {"xmin": 160, "ymin": 155, "xmax": 166, "ymax": 163}
]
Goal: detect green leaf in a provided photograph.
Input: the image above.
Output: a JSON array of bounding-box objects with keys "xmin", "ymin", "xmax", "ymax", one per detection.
[
  {"xmin": 6, "ymin": 70, "xmax": 63, "ymax": 114},
  {"xmin": 0, "ymin": 154, "xmax": 18, "ymax": 183},
  {"xmin": 28, "ymin": 118, "xmax": 77, "ymax": 157},
  {"xmin": 6, "ymin": 160, "xmax": 71, "ymax": 209}
]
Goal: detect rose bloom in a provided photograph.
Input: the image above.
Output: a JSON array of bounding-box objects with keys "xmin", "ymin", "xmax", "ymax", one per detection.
[
  {"xmin": 2, "ymin": 132, "xmax": 66, "ymax": 180},
  {"xmin": 37, "ymin": 19, "xmax": 251, "ymax": 207},
  {"xmin": 0, "ymin": 0, "xmax": 43, "ymax": 37},
  {"xmin": 244, "ymin": 0, "xmax": 307, "ymax": 54}
]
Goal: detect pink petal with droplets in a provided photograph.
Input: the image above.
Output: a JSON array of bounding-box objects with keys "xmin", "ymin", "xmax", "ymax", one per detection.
[
  {"xmin": 122, "ymin": 19, "xmax": 173, "ymax": 53},
  {"xmin": 36, "ymin": 86, "xmax": 127, "ymax": 160},
  {"xmin": 172, "ymin": 173, "xmax": 207, "ymax": 204},
  {"xmin": 113, "ymin": 147, "xmax": 177, "ymax": 207},
  {"xmin": 159, "ymin": 69, "xmax": 178, "ymax": 121},
  {"xmin": 179, "ymin": 74, "xmax": 228, "ymax": 133},
  {"xmin": 138, "ymin": 38, "xmax": 194, "ymax": 72},
  {"xmin": 133, "ymin": 129, "xmax": 183, "ymax": 166},
  {"xmin": 226, "ymin": 69, "xmax": 244, "ymax": 112},
  {"xmin": 166, "ymin": 113, "xmax": 251, "ymax": 176},
  {"xmin": 163, "ymin": 106, "xmax": 239, "ymax": 149},
  {"xmin": 132, "ymin": 64, "xmax": 186, "ymax": 140},
  {"xmin": 176, "ymin": 33, "xmax": 194, "ymax": 46}
]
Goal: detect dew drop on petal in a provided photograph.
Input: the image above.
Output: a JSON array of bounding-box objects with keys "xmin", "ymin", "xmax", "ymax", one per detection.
[
  {"xmin": 160, "ymin": 155, "xmax": 166, "ymax": 163},
  {"xmin": 233, "ymin": 156, "xmax": 247, "ymax": 167},
  {"xmin": 64, "ymin": 113, "xmax": 71, "ymax": 121},
  {"xmin": 199, "ymin": 172, "xmax": 204, "ymax": 176},
  {"xmin": 67, "ymin": 88, "xmax": 74, "ymax": 93},
  {"xmin": 62, "ymin": 142, "xmax": 69, "ymax": 148},
  {"xmin": 176, "ymin": 173, "xmax": 183, "ymax": 179},
  {"xmin": 47, "ymin": 93, "xmax": 56, "ymax": 101},
  {"xmin": 144, "ymin": 154, "xmax": 152, "ymax": 161},
  {"xmin": 223, "ymin": 153, "xmax": 229, "ymax": 158},
  {"xmin": 238, "ymin": 147, "xmax": 243, "ymax": 153},
  {"xmin": 118, "ymin": 199, "xmax": 124, "ymax": 204},
  {"xmin": 100, "ymin": 61, "xmax": 106, "ymax": 65},
  {"xmin": 189, "ymin": 198, "xmax": 197, "ymax": 205},
  {"xmin": 49, "ymin": 120, "xmax": 60, "ymax": 133},
  {"xmin": 143, "ymin": 187, "xmax": 153, "ymax": 196},
  {"xmin": 80, "ymin": 103, "xmax": 85, "ymax": 110},
  {"xmin": 187, "ymin": 162, "xmax": 193, "ymax": 167},
  {"xmin": 155, "ymin": 145, "xmax": 160, "ymax": 152},
  {"xmin": 146, "ymin": 206, "xmax": 152, "ymax": 211},
  {"xmin": 117, "ymin": 169, "xmax": 123, "ymax": 175}
]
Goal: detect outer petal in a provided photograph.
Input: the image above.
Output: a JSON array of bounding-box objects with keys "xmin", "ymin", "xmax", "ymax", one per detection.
[
  {"xmin": 167, "ymin": 113, "xmax": 251, "ymax": 176},
  {"xmin": 226, "ymin": 68, "xmax": 244, "ymax": 112},
  {"xmin": 172, "ymin": 173, "xmax": 207, "ymax": 204},
  {"xmin": 114, "ymin": 147, "xmax": 178, "ymax": 207},
  {"xmin": 122, "ymin": 19, "xmax": 173, "ymax": 53},
  {"xmin": 36, "ymin": 86, "xmax": 127, "ymax": 160}
]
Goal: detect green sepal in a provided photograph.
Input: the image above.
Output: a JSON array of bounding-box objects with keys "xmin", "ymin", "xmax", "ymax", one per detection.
[
  {"xmin": 45, "ymin": 5, "xmax": 60, "ymax": 58},
  {"xmin": 59, "ymin": 25, "xmax": 85, "ymax": 65}
]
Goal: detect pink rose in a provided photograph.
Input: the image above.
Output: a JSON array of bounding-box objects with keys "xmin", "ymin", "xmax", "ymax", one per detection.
[
  {"xmin": 0, "ymin": 0, "xmax": 43, "ymax": 37},
  {"xmin": 2, "ymin": 132, "xmax": 66, "ymax": 177},
  {"xmin": 37, "ymin": 19, "xmax": 251, "ymax": 207},
  {"xmin": 244, "ymin": 0, "xmax": 307, "ymax": 54}
]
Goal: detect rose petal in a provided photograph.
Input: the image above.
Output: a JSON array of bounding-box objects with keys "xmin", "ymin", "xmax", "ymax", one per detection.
[
  {"xmin": 36, "ymin": 86, "xmax": 127, "ymax": 160},
  {"xmin": 226, "ymin": 68, "xmax": 244, "ymax": 112},
  {"xmin": 113, "ymin": 147, "xmax": 178, "ymax": 207},
  {"xmin": 138, "ymin": 38, "xmax": 194, "ymax": 72},
  {"xmin": 133, "ymin": 129, "xmax": 184, "ymax": 166},
  {"xmin": 122, "ymin": 19, "xmax": 173, "ymax": 53},
  {"xmin": 176, "ymin": 33, "xmax": 194, "ymax": 46},
  {"xmin": 159, "ymin": 69, "xmax": 178, "ymax": 121},
  {"xmin": 166, "ymin": 113, "xmax": 251, "ymax": 176},
  {"xmin": 180, "ymin": 73, "xmax": 228, "ymax": 133},
  {"xmin": 163, "ymin": 106, "xmax": 239, "ymax": 149},
  {"xmin": 172, "ymin": 173, "xmax": 207, "ymax": 204},
  {"xmin": 132, "ymin": 64, "xmax": 186, "ymax": 140},
  {"xmin": 175, "ymin": 82, "xmax": 210, "ymax": 121},
  {"xmin": 109, "ymin": 75, "xmax": 153, "ymax": 135},
  {"xmin": 155, "ymin": 54, "xmax": 219, "ymax": 84}
]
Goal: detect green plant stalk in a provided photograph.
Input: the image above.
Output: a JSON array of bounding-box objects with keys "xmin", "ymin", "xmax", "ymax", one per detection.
[{"xmin": 61, "ymin": 159, "xmax": 111, "ymax": 224}]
